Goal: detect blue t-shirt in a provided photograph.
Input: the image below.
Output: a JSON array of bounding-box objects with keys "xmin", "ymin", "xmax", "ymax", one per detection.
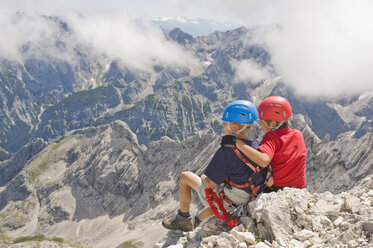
[{"xmin": 204, "ymin": 139, "xmax": 268, "ymax": 194}]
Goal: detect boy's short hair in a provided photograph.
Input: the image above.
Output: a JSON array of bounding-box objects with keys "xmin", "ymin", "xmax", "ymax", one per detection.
[{"xmin": 264, "ymin": 119, "xmax": 290, "ymax": 129}]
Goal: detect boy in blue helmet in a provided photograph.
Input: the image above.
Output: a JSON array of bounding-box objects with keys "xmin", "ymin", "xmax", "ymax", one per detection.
[{"xmin": 162, "ymin": 100, "xmax": 273, "ymax": 232}]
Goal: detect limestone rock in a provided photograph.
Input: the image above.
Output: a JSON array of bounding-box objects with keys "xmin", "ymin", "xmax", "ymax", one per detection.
[
  {"xmin": 293, "ymin": 229, "xmax": 315, "ymax": 241},
  {"xmin": 163, "ymin": 173, "xmax": 372, "ymax": 247},
  {"xmin": 0, "ymin": 147, "xmax": 11, "ymax": 162},
  {"xmin": 253, "ymin": 242, "xmax": 270, "ymax": 248},
  {"xmin": 0, "ymin": 138, "xmax": 47, "ymax": 186}
]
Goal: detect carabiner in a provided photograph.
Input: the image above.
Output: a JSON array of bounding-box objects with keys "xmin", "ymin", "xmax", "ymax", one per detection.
[{"xmin": 229, "ymin": 205, "xmax": 243, "ymax": 217}]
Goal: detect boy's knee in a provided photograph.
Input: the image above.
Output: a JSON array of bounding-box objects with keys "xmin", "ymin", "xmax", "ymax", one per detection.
[
  {"xmin": 180, "ymin": 171, "xmax": 192, "ymax": 181},
  {"xmin": 180, "ymin": 171, "xmax": 199, "ymax": 186}
]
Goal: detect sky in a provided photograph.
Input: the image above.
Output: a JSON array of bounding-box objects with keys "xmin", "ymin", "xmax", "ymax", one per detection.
[{"xmin": 1, "ymin": 0, "xmax": 373, "ymax": 98}]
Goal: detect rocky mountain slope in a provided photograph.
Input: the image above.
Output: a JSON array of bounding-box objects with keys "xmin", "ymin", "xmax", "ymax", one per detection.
[
  {"xmin": 1, "ymin": 21, "xmax": 372, "ymax": 155},
  {"xmin": 0, "ymin": 120, "xmax": 218, "ymax": 247},
  {"xmin": 0, "ymin": 115, "xmax": 372, "ymax": 247}
]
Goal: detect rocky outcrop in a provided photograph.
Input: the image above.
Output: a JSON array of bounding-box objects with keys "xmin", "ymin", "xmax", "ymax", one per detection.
[
  {"xmin": 0, "ymin": 120, "xmax": 218, "ymax": 239},
  {"xmin": 169, "ymin": 28, "xmax": 195, "ymax": 45},
  {"xmin": 33, "ymin": 84, "xmax": 121, "ymax": 142},
  {"xmin": 290, "ymin": 114, "xmax": 373, "ymax": 194},
  {"xmin": 0, "ymin": 147, "xmax": 11, "ymax": 161},
  {"xmin": 0, "ymin": 138, "xmax": 47, "ymax": 186},
  {"xmin": 157, "ymin": 174, "xmax": 373, "ymax": 247}
]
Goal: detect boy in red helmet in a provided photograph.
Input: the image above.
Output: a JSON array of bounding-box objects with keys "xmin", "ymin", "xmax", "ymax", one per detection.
[{"xmin": 221, "ymin": 96, "xmax": 307, "ymax": 191}]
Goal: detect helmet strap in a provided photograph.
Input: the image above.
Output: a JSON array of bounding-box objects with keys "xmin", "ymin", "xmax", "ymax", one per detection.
[
  {"xmin": 228, "ymin": 122, "xmax": 250, "ymax": 136},
  {"xmin": 272, "ymin": 121, "xmax": 284, "ymax": 131},
  {"xmin": 263, "ymin": 120, "xmax": 285, "ymax": 131}
]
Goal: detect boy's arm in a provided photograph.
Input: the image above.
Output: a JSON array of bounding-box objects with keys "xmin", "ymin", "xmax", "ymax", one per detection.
[
  {"xmin": 201, "ymin": 174, "xmax": 217, "ymax": 189},
  {"xmin": 236, "ymin": 139, "xmax": 271, "ymax": 168}
]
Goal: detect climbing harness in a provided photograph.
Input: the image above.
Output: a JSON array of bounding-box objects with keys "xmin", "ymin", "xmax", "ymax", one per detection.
[
  {"xmin": 204, "ymin": 147, "xmax": 273, "ymax": 227},
  {"xmin": 229, "ymin": 147, "xmax": 273, "ymax": 200},
  {"xmin": 205, "ymin": 188, "xmax": 240, "ymax": 227}
]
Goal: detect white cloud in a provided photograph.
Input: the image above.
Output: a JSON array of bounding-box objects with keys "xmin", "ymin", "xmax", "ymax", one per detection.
[
  {"xmin": 0, "ymin": 11, "xmax": 59, "ymax": 62},
  {"xmin": 231, "ymin": 58, "xmax": 273, "ymax": 83},
  {"xmin": 0, "ymin": 5, "xmax": 200, "ymax": 73},
  {"xmin": 215, "ymin": 0, "xmax": 373, "ymax": 97},
  {"xmin": 68, "ymin": 13, "xmax": 199, "ymax": 72},
  {"xmin": 2, "ymin": 0, "xmax": 373, "ymax": 97}
]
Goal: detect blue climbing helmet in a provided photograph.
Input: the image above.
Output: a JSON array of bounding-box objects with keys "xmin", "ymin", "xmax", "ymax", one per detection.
[{"xmin": 222, "ymin": 100, "xmax": 259, "ymax": 124}]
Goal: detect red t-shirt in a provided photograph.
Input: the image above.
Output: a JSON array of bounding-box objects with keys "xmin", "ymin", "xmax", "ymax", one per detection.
[{"xmin": 258, "ymin": 128, "xmax": 307, "ymax": 188}]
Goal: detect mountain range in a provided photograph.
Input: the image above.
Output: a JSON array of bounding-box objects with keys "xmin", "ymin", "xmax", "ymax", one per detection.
[
  {"xmin": 0, "ymin": 18, "xmax": 372, "ymax": 155},
  {"xmin": 152, "ymin": 17, "xmax": 240, "ymax": 37}
]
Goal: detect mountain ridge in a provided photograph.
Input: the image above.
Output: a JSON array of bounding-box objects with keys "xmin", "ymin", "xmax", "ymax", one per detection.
[{"xmin": 1, "ymin": 23, "xmax": 372, "ymax": 153}]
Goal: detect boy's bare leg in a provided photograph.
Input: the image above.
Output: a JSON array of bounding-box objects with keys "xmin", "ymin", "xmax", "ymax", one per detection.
[
  {"xmin": 179, "ymin": 171, "xmax": 200, "ymax": 213},
  {"xmin": 162, "ymin": 172, "xmax": 214, "ymax": 231},
  {"xmin": 197, "ymin": 207, "xmax": 214, "ymax": 221}
]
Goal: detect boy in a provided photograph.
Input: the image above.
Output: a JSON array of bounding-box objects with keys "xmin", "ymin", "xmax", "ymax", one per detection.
[
  {"xmin": 162, "ymin": 100, "xmax": 272, "ymax": 232},
  {"xmin": 222, "ymin": 96, "xmax": 307, "ymax": 191}
]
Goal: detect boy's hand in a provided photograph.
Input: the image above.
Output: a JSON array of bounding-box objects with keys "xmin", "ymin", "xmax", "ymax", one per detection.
[{"xmin": 220, "ymin": 135, "xmax": 236, "ymax": 147}]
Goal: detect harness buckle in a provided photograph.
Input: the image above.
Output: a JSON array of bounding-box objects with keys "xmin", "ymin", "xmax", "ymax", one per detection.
[
  {"xmin": 229, "ymin": 205, "xmax": 243, "ymax": 217},
  {"xmin": 246, "ymin": 177, "xmax": 254, "ymax": 186}
]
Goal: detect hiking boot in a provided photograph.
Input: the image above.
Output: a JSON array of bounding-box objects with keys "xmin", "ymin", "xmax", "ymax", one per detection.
[
  {"xmin": 193, "ymin": 216, "xmax": 202, "ymax": 230},
  {"xmin": 162, "ymin": 213, "xmax": 195, "ymax": 232}
]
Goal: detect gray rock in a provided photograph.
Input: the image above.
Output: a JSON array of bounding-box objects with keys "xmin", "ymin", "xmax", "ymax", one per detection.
[
  {"xmin": 0, "ymin": 147, "xmax": 11, "ymax": 161},
  {"xmin": 0, "ymin": 138, "xmax": 47, "ymax": 186},
  {"xmin": 293, "ymin": 229, "xmax": 315, "ymax": 242}
]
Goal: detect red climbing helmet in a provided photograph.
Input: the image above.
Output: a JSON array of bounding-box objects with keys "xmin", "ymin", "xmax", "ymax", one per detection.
[{"xmin": 258, "ymin": 96, "xmax": 292, "ymax": 122}]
